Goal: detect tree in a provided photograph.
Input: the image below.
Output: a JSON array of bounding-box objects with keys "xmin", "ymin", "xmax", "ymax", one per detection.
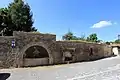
[
  {"xmin": 72, "ymin": 36, "xmax": 80, "ymax": 40},
  {"xmin": 87, "ymin": 33, "xmax": 98, "ymax": 42},
  {"xmin": 114, "ymin": 39, "xmax": 120, "ymax": 43},
  {"xmin": 105, "ymin": 41, "xmax": 111, "ymax": 45},
  {"xmin": 0, "ymin": 0, "xmax": 37, "ymax": 36},
  {"xmin": 62, "ymin": 31, "xmax": 74, "ymax": 40},
  {"xmin": 8, "ymin": 0, "xmax": 37, "ymax": 31},
  {"xmin": 62, "ymin": 31, "xmax": 87, "ymax": 41},
  {"xmin": 97, "ymin": 40, "xmax": 103, "ymax": 43},
  {"xmin": 0, "ymin": 8, "xmax": 13, "ymax": 36},
  {"xmin": 114, "ymin": 35, "xmax": 120, "ymax": 43},
  {"xmin": 79, "ymin": 33, "xmax": 86, "ymax": 40}
]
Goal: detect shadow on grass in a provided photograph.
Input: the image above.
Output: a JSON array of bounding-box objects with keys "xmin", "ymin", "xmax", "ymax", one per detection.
[{"xmin": 0, "ymin": 73, "xmax": 11, "ymax": 80}]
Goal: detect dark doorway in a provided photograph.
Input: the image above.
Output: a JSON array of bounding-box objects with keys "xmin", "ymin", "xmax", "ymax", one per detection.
[
  {"xmin": 89, "ymin": 48, "xmax": 93, "ymax": 56},
  {"xmin": 65, "ymin": 57, "xmax": 72, "ymax": 61},
  {"xmin": 118, "ymin": 47, "xmax": 120, "ymax": 55}
]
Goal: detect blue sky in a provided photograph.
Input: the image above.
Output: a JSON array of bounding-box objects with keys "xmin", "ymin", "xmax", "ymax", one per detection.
[{"xmin": 0, "ymin": 0, "xmax": 120, "ymax": 41}]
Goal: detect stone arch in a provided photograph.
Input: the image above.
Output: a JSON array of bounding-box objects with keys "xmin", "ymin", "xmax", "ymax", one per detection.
[
  {"xmin": 18, "ymin": 42, "xmax": 53, "ymax": 67},
  {"xmin": 24, "ymin": 46, "xmax": 49, "ymax": 58}
]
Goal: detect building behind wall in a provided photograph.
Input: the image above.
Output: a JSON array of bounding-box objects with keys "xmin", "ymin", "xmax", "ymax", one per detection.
[
  {"xmin": 111, "ymin": 44, "xmax": 120, "ymax": 56},
  {"xmin": 0, "ymin": 31, "xmax": 113, "ymax": 68}
]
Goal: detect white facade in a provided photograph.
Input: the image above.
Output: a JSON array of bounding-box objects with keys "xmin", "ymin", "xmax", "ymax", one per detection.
[{"xmin": 112, "ymin": 47, "xmax": 119, "ymax": 56}]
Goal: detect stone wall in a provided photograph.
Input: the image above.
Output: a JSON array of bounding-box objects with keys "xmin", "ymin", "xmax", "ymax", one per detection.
[
  {"xmin": 52, "ymin": 41, "xmax": 112, "ymax": 64},
  {"xmin": 13, "ymin": 31, "xmax": 56, "ymax": 50},
  {"xmin": 0, "ymin": 36, "xmax": 16, "ymax": 68},
  {"xmin": 103, "ymin": 45, "xmax": 113, "ymax": 57},
  {"xmin": 13, "ymin": 31, "xmax": 56, "ymax": 67},
  {"xmin": 23, "ymin": 58, "xmax": 49, "ymax": 67},
  {"xmin": 0, "ymin": 31, "xmax": 113, "ymax": 68}
]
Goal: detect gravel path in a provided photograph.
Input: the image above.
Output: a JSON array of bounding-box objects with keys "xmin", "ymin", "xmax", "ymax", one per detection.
[{"xmin": 1, "ymin": 56, "xmax": 120, "ymax": 80}]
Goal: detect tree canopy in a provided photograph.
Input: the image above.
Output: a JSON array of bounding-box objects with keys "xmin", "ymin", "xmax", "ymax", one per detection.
[
  {"xmin": 114, "ymin": 39, "xmax": 120, "ymax": 43},
  {"xmin": 62, "ymin": 31, "xmax": 100, "ymax": 43},
  {"xmin": 87, "ymin": 33, "xmax": 98, "ymax": 42},
  {"xmin": 62, "ymin": 31, "xmax": 74, "ymax": 40},
  {"xmin": 0, "ymin": 0, "xmax": 37, "ymax": 36}
]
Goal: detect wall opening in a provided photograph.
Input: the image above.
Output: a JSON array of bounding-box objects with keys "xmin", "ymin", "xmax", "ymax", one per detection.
[
  {"xmin": 24, "ymin": 45, "xmax": 49, "ymax": 58},
  {"xmin": 89, "ymin": 48, "xmax": 93, "ymax": 56},
  {"xmin": 118, "ymin": 47, "xmax": 120, "ymax": 55},
  {"xmin": 62, "ymin": 48, "xmax": 75, "ymax": 62},
  {"xmin": 23, "ymin": 45, "xmax": 49, "ymax": 67},
  {"xmin": 112, "ymin": 47, "xmax": 119, "ymax": 56},
  {"xmin": 65, "ymin": 56, "xmax": 72, "ymax": 61},
  {"xmin": 63, "ymin": 51, "xmax": 73, "ymax": 62}
]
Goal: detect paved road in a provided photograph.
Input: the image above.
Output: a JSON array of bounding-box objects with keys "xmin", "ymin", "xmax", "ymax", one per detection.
[{"xmin": 1, "ymin": 56, "xmax": 120, "ymax": 80}]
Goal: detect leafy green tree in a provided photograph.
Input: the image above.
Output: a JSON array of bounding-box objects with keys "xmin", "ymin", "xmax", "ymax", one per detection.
[
  {"xmin": 114, "ymin": 35, "xmax": 120, "ymax": 43},
  {"xmin": 114, "ymin": 39, "xmax": 120, "ymax": 43},
  {"xmin": 87, "ymin": 33, "xmax": 98, "ymax": 42},
  {"xmin": 8, "ymin": 0, "xmax": 37, "ymax": 31},
  {"xmin": 62, "ymin": 31, "xmax": 74, "ymax": 40},
  {"xmin": 105, "ymin": 41, "xmax": 111, "ymax": 45},
  {"xmin": 0, "ymin": 8, "xmax": 13, "ymax": 36},
  {"xmin": 97, "ymin": 40, "xmax": 101, "ymax": 42},
  {"xmin": 71, "ymin": 36, "xmax": 80, "ymax": 40},
  {"xmin": 0, "ymin": 0, "xmax": 37, "ymax": 36},
  {"xmin": 62, "ymin": 31, "xmax": 87, "ymax": 41}
]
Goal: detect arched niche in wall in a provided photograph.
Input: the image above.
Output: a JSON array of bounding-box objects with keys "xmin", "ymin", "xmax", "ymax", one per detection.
[
  {"xmin": 18, "ymin": 42, "xmax": 53, "ymax": 67},
  {"xmin": 24, "ymin": 45, "xmax": 49, "ymax": 58}
]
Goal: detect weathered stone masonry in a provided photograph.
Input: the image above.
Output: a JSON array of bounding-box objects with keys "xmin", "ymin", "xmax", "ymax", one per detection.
[{"xmin": 0, "ymin": 31, "xmax": 112, "ymax": 68}]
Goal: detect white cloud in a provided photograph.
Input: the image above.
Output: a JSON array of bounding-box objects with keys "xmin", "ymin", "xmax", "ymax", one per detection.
[{"xmin": 91, "ymin": 21, "xmax": 114, "ymax": 28}]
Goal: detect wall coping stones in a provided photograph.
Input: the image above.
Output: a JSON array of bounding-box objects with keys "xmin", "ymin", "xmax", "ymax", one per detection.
[{"xmin": 13, "ymin": 31, "xmax": 56, "ymax": 36}]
